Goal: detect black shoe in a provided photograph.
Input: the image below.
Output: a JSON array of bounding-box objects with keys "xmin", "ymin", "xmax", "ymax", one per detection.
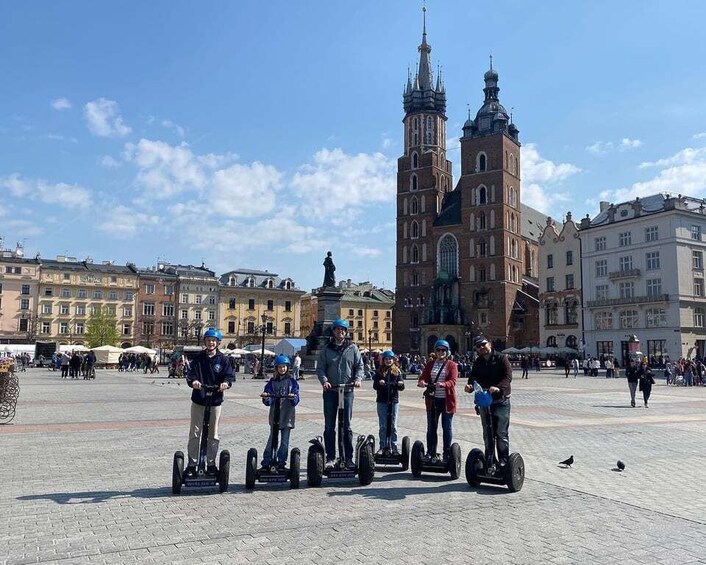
[
  {"xmin": 277, "ymin": 462, "xmax": 287, "ymax": 471},
  {"xmin": 206, "ymin": 465, "xmax": 218, "ymax": 476},
  {"xmin": 185, "ymin": 466, "xmax": 197, "ymax": 478},
  {"xmin": 345, "ymin": 460, "xmax": 356, "ymax": 470}
]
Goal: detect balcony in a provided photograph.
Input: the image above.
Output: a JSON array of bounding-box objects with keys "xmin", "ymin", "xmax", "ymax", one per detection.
[
  {"xmin": 587, "ymin": 293, "xmax": 669, "ymax": 308},
  {"xmin": 608, "ymin": 268, "xmax": 641, "ymax": 281}
]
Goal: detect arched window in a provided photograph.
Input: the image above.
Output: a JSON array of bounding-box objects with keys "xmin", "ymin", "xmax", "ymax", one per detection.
[
  {"xmin": 284, "ymin": 280, "xmax": 292, "ymax": 290},
  {"xmin": 247, "ymin": 277, "xmax": 255, "ymax": 288},
  {"xmin": 438, "ymin": 234, "xmax": 458, "ymax": 277},
  {"xmin": 410, "ymin": 175, "xmax": 418, "ymax": 191},
  {"xmin": 228, "ymin": 276, "xmax": 236, "ymax": 286},
  {"xmin": 511, "ymin": 239, "xmax": 518, "ymax": 259},
  {"xmin": 411, "ymin": 221, "xmax": 419, "ymax": 239},
  {"xmin": 478, "ymin": 186, "xmax": 487, "ymax": 204},
  {"xmin": 411, "ymin": 313, "xmax": 419, "ymax": 327},
  {"xmin": 417, "ymin": 294, "xmax": 425, "ymax": 307},
  {"xmin": 566, "ymin": 335, "xmax": 578, "ymax": 348},
  {"xmin": 405, "ymin": 296, "xmax": 412, "ymax": 307},
  {"xmin": 411, "ymin": 245, "xmax": 419, "ymax": 264},
  {"xmin": 478, "ymin": 212, "xmax": 487, "ymax": 230},
  {"xmin": 426, "ymin": 116, "xmax": 433, "ymax": 145},
  {"xmin": 479, "ymin": 238, "xmax": 487, "ymax": 257},
  {"xmin": 412, "ymin": 152, "xmax": 418, "ymax": 169},
  {"xmin": 266, "ymin": 279, "xmax": 274, "ymax": 289},
  {"xmin": 421, "ymin": 195, "xmax": 426, "ymax": 212},
  {"xmin": 477, "ymin": 152, "xmax": 487, "ymax": 172},
  {"xmin": 547, "ymin": 336, "xmax": 557, "ymax": 347},
  {"xmin": 508, "ymin": 186, "xmax": 517, "ymax": 208},
  {"xmin": 410, "ymin": 197, "xmax": 419, "ymax": 215}
]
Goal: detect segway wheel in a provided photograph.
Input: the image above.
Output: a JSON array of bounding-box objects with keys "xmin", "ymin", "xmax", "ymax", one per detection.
[
  {"xmin": 505, "ymin": 452, "xmax": 525, "ymax": 492},
  {"xmin": 245, "ymin": 448, "xmax": 257, "ymax": 490},
  {"xmin": 218, "ymin": 450, "xmax": 230, "ymax": 493},
  {"xmin": 465, "ymin": 448, "xmax": 484, "ymax": 487},
  {"xmin": 307, "ymin": 446, "xmax": 324, "ymax": 487},
  {"xmin": 358, "ymin": 443, "xmax": 375, "ymax": 486},
  {"xmin": 449, "ymin": 443, "xmax": 462, "ymax": 480},
  {"xmin": 172, "ymin": 451, "xmax": 184, "ymax": 495},
  {"xmin": 289, "ymin": 448, "xmax": 300, "ymax": 490},
  {"xmin": 400, "ymin": 436, "xmax": 411, "ymax": 471},
  {"xmin": 410, "ymin": 440, "xmax": 425, "ymax": 478}
]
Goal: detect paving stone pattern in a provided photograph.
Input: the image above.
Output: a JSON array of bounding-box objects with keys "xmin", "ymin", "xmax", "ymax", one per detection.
[{"xmin": 2, "ymin": 368, "xmax": 705, "ymax": 564}]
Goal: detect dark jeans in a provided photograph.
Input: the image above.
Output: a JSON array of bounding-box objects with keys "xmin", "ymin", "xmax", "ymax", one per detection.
[
  {"xmin": 426, "ymin": 397, "xmax": 453, "ymax": 458},
  {"xmin": 323, "ymin": 389, "xmax": 354, "ymax": 463},
  {"xmin": 480, "ymin": 398, "xmax": 511, "ymax": 466}
]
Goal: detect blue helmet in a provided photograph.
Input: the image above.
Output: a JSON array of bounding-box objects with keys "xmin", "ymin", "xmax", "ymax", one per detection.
[
  {"xmin": 203, "ymin": 328, "xmax": 222, "ymax": 341},
  {"xmin": 332, "ymin": 319, "xmax": 349, "ymax": 330},
  {"xmin": 434, "ymin": 339, "xmax": 450, "ymax": 351},
  {"xmin": 475, "ymin": 391, "xmax": 493, "ymax": 407},
  {"xmin": 274, "ymin": 354, "xmax": 291, "ymax": 367},
  {"xmin": 381, "ymin": 350, "xmax": 396, "ymax": 359}
]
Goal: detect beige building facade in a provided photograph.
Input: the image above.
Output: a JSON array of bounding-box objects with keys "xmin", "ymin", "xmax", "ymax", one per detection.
[{"xmin": 0, "ymin": 245, "xmax": 40, "ymax": 343}]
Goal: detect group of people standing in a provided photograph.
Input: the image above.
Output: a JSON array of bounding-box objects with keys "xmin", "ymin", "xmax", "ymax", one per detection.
[{"xmin": 56, "ymin": 350, "xmax": 96, "ymax": 378}]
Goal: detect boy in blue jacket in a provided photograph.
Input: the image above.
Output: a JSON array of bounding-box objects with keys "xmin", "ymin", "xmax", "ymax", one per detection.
[{"xmin": 261, "ymin": 355, "xmax": 300, "ymax": 469}]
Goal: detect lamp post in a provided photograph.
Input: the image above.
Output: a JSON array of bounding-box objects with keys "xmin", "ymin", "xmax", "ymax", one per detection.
[
  {"xmin": 368, "ymin": 329, "xmax": 373, "ymax": 355},
  {"xmin": 257, "ymin": 314, "xmax": 268, "ymax": 379}
]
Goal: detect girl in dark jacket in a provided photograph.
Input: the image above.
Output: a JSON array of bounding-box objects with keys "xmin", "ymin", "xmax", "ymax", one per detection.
[
  {"xmin": 638, "ymin": 361, "xmax": 655, "ymax": 408},
  {"xmin": 372, "ymin": 351, "xmax": 405, "ymax": 455}
]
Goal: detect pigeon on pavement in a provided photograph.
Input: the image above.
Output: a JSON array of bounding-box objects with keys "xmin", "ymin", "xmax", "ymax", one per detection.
[
  {"xmin": 616, "ymin": 460, "xmax": 625, "ymax": 471},
  {"xmin": 559, "ymin": 455, "xmax": 574, "ymax": 467}
]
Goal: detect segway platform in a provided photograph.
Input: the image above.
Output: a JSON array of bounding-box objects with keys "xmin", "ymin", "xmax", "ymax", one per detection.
[
  {"xmin": 245, "ymin": 447, "xmax": 300, "ymax": 489},
  {"xmin": 372, "ymin": 436, "xmax": 410, "ymax": 470},
  {"xmin": 410, "ymin": 440, "xmax": 461, "ymax": 479},
  {"xmin": 307, "ymin": 433, "xmax": 375, "ymax": 486}
]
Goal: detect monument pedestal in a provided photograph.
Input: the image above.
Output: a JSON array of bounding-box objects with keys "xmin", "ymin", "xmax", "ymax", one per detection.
[{"xmin": 299, "ymin": 286, "xmax": 344, "ymax": 372}]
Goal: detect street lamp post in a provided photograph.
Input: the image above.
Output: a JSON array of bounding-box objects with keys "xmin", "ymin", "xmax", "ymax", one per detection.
[
  {"xmin": 368, "ymin": 329, "xmax": 373, "ymax": 355},
  {"xmin": 257, "ymin": 314, "xmax": 268, "ymax": 379}
]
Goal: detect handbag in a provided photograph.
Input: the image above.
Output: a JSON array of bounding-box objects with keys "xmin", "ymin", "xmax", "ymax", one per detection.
[{"xmin": 423, "ymin": 361, "xmax": 447, "ymax": 398}]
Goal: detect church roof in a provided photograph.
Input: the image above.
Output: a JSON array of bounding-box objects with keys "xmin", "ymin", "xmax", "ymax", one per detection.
[
  {"xmin": 520, "ymin": 203, "xmax": 545, "ymax": 242},
  {"xmin": 433, "ymin": 190, "xmax": 462, "ymax": 227}
]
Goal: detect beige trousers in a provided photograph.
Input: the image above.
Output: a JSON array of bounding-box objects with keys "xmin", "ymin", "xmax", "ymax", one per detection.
[{"xmin": 187, "ymin": 402, "xmax": 222, "ymax": 466}]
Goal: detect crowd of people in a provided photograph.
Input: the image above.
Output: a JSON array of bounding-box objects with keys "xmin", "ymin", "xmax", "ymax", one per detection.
[
  {"xmin": 118, "ymin": 352, "xmax": 159, "ymax": 374},
  {"xmin": 52, "ymin": 350, "xmax": 96, "ymax": 379}
]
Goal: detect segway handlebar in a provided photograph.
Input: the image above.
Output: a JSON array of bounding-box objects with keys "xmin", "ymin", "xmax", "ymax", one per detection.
[{"xmin": 260, "ymin": 392, "xmax": 296, "ymax": 399}]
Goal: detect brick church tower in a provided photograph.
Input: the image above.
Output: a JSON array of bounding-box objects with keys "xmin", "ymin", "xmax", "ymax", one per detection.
[{"xmin": 393, "ymin": 15, "xmax": 539, "ymax": 355}]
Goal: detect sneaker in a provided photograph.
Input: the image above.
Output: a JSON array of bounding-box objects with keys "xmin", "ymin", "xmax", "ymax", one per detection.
[
  {"xmin": 422, "ymin": 454, "xmax": 433, "ymax": 463},
  {"xmin": 206, "ymin": 465, "xmax": 218, "ymax": 476},
  {"xmin": 277, "ymin": 462, "xmax": 287, "ymax": 471},
  {"xmin": 431, "ymin": 455, "xmax": 442, "ymax": 465},
  {"xmin": 261, "ymin": 462, "xmax": 271, "ymax": 471},
  {"xmin": 185, "ymin": 466, "xmax": 197, "ymax": 478},
  {"xmin": 375, "ymin": 449, "xmax": 384, "ymax": 456},
  {"xmin": 631, "ymin": 400, "xmax": 636, "ymax": 407},
  {"xmin": 391, "ymin": 447, "xmax": 400, "ymax": 455},
  {"xmin": 345, "ymin": 460, "xmax": 356, "ymax": 470},
  {"xmin": 324, "ymin": 460, "xmax": 335, "ymax": 470}
]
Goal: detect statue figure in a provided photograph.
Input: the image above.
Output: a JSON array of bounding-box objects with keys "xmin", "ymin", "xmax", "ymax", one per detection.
[{"xmin": 323, "ymin": 251, "xmax": 336, "ymax": 287}]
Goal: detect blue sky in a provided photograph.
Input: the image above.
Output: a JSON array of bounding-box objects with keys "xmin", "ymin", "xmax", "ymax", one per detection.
[{"xmin": 2, "ymin": 0, "xmax": 706, "ymax": 292}]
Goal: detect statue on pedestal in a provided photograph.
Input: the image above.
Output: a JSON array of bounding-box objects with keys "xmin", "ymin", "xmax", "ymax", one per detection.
[{"xmin": 323, "ymin": 251, "xmax": 336, "ymax": 288}]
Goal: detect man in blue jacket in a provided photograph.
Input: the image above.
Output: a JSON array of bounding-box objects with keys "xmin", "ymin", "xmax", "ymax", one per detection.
[
  {"xmin": 185, "ymin": 328, "xmax": 234, "ymax": 477},
  {"xmin": 316, "ymin": 319, "xmax": 364, "ymax": 469}
]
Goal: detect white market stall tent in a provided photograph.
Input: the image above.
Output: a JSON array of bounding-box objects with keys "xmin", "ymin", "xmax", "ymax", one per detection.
[
  {"xmin": 124, "ymin": 345, "xmax": 156, "ymax": 355},
  {"xmin": 91, "ymin": 345, "xmax": 123, "ymax": 365}
]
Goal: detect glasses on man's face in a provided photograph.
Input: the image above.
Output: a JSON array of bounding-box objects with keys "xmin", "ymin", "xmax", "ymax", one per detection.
[
  {"xmin": 333, "ymin": 327, "xmax": 346, "ymax": 332},
  {"xmin": 475, "ymin": 343, "xmax": 488, "ymax": 349},
  {"xmin": 435, "ymin": 348, "xmax": 447, "ymax": 353}
]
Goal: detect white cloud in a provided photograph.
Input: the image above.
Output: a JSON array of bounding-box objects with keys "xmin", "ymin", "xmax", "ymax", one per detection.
[
  {"xmin": 96, "ymin": 205, "xmax": 160, "ymax": 238},
  {"xmin": 42, "ymin": 133, "xmax": 78, "ymax": 143},
  {"xmin": 601, "ymin": 146, "xmax": 706, "ymax": 202},
  {"xmin": 99, "ymin": 155, "xmax": 121, "ymax": 168},
  {"xmin": 522, "ymin": 143, "xmax": 580, "ymax": 184},
  {"xmin": 161, "ymin": 119, "xmax": 185, "ymax": 138},
  {"xmin": 586, "ymin": 137, "xmax": 643, "ymax": 155},
  {"xmin": 51, "ymin": 97, "xmax": 71, "ymax": 111},
  {"xmin": 0, "ymin": 173, "xmax": 91, "ymax": 208},
  {"xmin": 290, "ymin": 148, "xmax": 396, "ymax": 219},
  {"xmin": 84, "ymin": 98, "xmax": 131, "ymax": 137},
  {"xmin": 694, "ymin": 132, "xmax": 706, "ymax": 140},
  {"xmin": 211, "ymin": 162, "xmax": 282, "ymax": 217}
]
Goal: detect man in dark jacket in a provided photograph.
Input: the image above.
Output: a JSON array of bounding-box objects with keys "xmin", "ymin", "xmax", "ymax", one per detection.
[
  {"xmin": 625, "ymin": 358, "xmax": 639, "ymax": 407},
  {"xmin": 185, "ymin": 328, "xmax": 234, "ymax": 476},
  {"xmin": 465, "ymin": 335, "xmax": 513, "ymax": 469}
]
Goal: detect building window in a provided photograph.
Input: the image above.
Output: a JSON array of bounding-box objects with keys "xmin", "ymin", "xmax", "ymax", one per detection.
[
  {"xmin": 619, "ymin": 309, "xmax": 639, "ymax": 328},
  {"xmin": 619, "ymin": 282, "xmax": 635, "ymax": 298},
  {"xmin": 410, "ymin": 175, "xmax": 418, "ymax": 191},
  {"xmin": 208, "ymin": 311, "xmax": 215, "ymax": 321},
  {"xmin": 595, "ymin": 236, "xmax": 606, "ymax": 251},
  {"xmin": 694, "ymin": 278, "xmax": 704, "ymax": 297},
  {"xmin": 227, "ymin": 321, "xmax": 236, "ymax": 334},
  {"xmin": 194, "ymin": 310, "xmax": 202, "ymax": 321},
  {"xmin": 60, "ymin": 304, "xmax": 70, "ymax": 315},
  {"xmin": 267, "ymin": 299, "xmax": 274, "ymax": 311},
  {"xmin": 619, "ymin": 232, "xmax": 632, "ymax": 247},
  {"xmin": 478, "ymin": 212, "xmax": 487, "ymax": 230},
  {"xmin": 410, "ymin": 197, "xmax": 419, "ymax": 215},
  {"xmin": 41, "ymin": 322, "xmax": 51, "ymax": 334},
  {"xmin": 411, "ymin": 221, "xmax": 419, "ymax": 239},
  {"xmin": 411, "ymin": 245, "xmax": 419, "ymax": 264},
  {"xmin": 565, "ymin": 301, "xmax": 578, "ymax": 325},
  {"xmin": 566, "ymin": 250, "xmax": 573, "ymax": 266},
  {"xmin": 646, "ymin": 252, "xmax": 660, "ymax": 270},
  {"xmin": 143, "ymin": 303, "xmax": 155, "ymax": 316},
  {"xmin": 123, "ymin": 306, "xmax": 132, "ymax": 317},
  {"xmin": 75, "ymin": 323, "xmax": 84, "ymax": 334},
  {"xmin": 21, "ymin": 284, "xmax": 30, "ymax": 295},
  {"xmin": 565, "ymin": 274, "xmax": 574, "ymax": 290},
  {"xmin": 691, "ymin": 225, "xmax": 702, "ymax": 241},
  {"xmin": 438, "ymin": 235, "xmax": 458, "ymax": 276},
  {"xmin": 545, "ymin": 303, "xmax": 558, "ymax": 325},
  {"xmin": 619, "ymin": 256, "xmax": 633, "ymax": 272},
  {"xmin": 181, "ymin": 293, "xmax": 189, "ymax": 304},
  {"xmin": 247, "ymin": 321, "xmax": 255, "ymax": 334},
  {"xmin": 594, "ymin": 311, "xmax": 613, "ymax": 329},
  {"xmin": 108, "ymin": 290, "xmax": 117, "ymax": 300},
  {"xmin": 694, "ymin": 308, "xmax": 705, "ymax": 328},
  {"xmin": 646, "ymin": 278, "xmax": 662, "ymax": 297},
  {"xmin": 478, "ymin": 186, "xmax": 487, "ymax": 204},
  {"xmin": 595, "ymin": 284, "xmax": 609, "ymax": 300},
  {"xmin": 228, "ymin": 298, "xmax": 236, "ymax": 309},
  {"xmin": 181, "ymin": 309, "xmax": 188, "ymax": 320},
  {"xmin": 125, "ymin": 291, "xmax": 134, "ymax": 301},
  {"xmin": 59, "ymin": 322, "xmax": 68, "ymax": 334},
  {"xmin": 546, "ymin": 277, "xmax": 555, "ymax": 292},
  {"xmin": 61, "ymin": 288, "xmax": 71, "ymax": 298},
  {"xmin": 477, "ymin": 153, "xmax": 487, "ymax": 172},
  {"xmin": 595, "ymin": 260, "xmax": 608, "ymax": 277},
  {"xmin": 44, "ymin": 287, "xmax": 53, "ymax": 297},
  {"xmin": 165, "ymin": 285, "xmax": 174, "ymax": 295},
  {"xmin": 146, "ymin": 284, "xmax": 155, "ymax": 294},
  {"xmin": 547, "ymin": 254, "xmax": 554, "ymax": 269},
  {"xmin": 77, "ymin": 288, "xmax": 86, "ymax": 298},
  {"xmin": 42, "ymin": 304, "xmax": 52, "ymax": 315},
  {"xmin": 195, "ymin": 295, "xmax": 202, "ymax": 305},
  {"xmin": 20, "ymin": 298, "xmax": 30, "ymax": 310},
  {"xmin": 285, "ymin": 301, "xmax": 292, "ymax": 312},
  {"xmin": 248, "ymin": 299, "xmax": 255, "ymax": 310},
  {"xmin": 161, "ymin": 322, "xmax": 174, "ymax": 336},
  {"xmin": 163, "ymin": 303, "xmax": 174, "ymax": 317},
  {"xmin": 646, "ymin": 308, "xmax": 667, "ymax": 328},
  {"xmin": 93, "ymin": 289, "xmax": 103, "ymax": 299},
  {"xmin": 123, "ymin": 324, "xmax": 131, "ymax": 335},
  {"xmin": 645, "ymin": 226, "xmax": 658, "ymax": 242},
  {"xmin": 693, "ymin": 250, "xmax": 703, "ymax": 270},
  {"xmin": 284, "ymin": 322, "xmax": 291, "ymax": 335},
  {"xmin": 412, "ymin": 152, "xmax": 418, "ymax": 168}
]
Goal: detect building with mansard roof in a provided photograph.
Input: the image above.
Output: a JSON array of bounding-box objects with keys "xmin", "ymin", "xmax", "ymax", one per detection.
[{"xmin": 393, "ymin": 13, "xmax": 541, "ymax": 355}]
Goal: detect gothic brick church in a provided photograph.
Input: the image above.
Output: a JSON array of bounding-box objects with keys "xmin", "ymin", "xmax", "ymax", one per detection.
[{"xmin": 392, "ymin": 15, "xmax": 542, "ymax": 355}]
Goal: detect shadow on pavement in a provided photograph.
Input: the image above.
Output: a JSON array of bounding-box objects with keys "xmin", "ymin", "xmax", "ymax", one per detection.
[
  {"xmin": 592, "ymin": 405, "xmax": 633, "ymax": 409},
  {"xmin": 327, "ymin": 478, "xmax": 469, "ymax": 501},
  {"xmin": 17, "ymin": 485, "xmax": 250, "ymax": 504}
]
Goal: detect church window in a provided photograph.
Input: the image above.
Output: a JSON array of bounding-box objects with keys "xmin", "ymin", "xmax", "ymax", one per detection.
[
  {"xmin": 411, "ymin": 221, "xmax": 419, "ymax": 239},
  {"xmin": 508, "ymin": 186, "xmax": 517, "ymax": 208},
  {"xmin": 411, "ymin": 245, "xmax": 419, "ymax": 264},
  {"xmin": 478, "ymin": 212, "xmax": 487, "ymax": 230},
  {"xmin": 477, "ymin": 153, "xmax": 487, "ymax": 172},
  {"xmin": 418, "ymin": 294, "xmax": 425, "ymax": 307},
  {"xmin": 414, "ymin": 132, "xmax": 419, "ymax": 145},
  {"xmin": 478, "ymin": 186, "xmax": 487, "ymax": 204},
  {"xmin": 412, "ymin": 152, "xmax": 418, "ymax": 169},
  {"xmin": 412, "ymin": 272, "xmax": 419, "ymax": 286},
  {"xmin": 410, "ymin": 197, "xmax": 419, "ymax": 215},
  {"xmin": 426, "ymin": 116, "xmax": 434, "ymax": 145},
  {"xmin": 438, "ymin": 234, "xmax": 458, "ymax": 277},
  {"xmin": 405, "ymin": 296, "xmax": 412, "ymax": 307},
  {"xmin": 411, "ymin": 313, "xmax": 419, "ymax": 327},
  {"xmin": 479, "ymin": 239, "xmax": 487, "ymax": 257},
  {"xmin": 410, "ymin": 175, "xmax": 418, "ymax": 191}
]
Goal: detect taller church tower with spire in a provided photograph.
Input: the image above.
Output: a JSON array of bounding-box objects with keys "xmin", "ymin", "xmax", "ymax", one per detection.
[{"xmin": 393, "ymin": 12, "xmax": 540, "ymax": 355}]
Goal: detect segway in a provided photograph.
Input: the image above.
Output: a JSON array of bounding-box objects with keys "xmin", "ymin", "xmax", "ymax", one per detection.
[
  {"xmin": 172, "ymin": 383, "xmax": 230, "ymax": 494},
  {"xmin": 372, "ymin": 377, "xmax": 410, "ymax": 471},
  {"xmin": 245, "ymin": 390, "xmax": 300, "ymax": 489},
  {"xmin": 307, "ymin": 383, "xmax": 375, "ymax": 486},
  {"xmin": 464, "ymin": 383, "xmax": 524, "ymax": 492},
  {"xmin": 410, "ymin": 382, "xmax": 461, "ymax": 479}
]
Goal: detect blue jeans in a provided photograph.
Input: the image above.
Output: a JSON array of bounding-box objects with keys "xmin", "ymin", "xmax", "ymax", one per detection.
[
  {"xmin": 323, "ymin": 389, "xmax": 354, "ymax": 463},
  {"xmin": 426, "ymin": 397, "xmax": 453, "ymax": 458},
  {"xmin": 480, "ymin": 399, "xmax": 511, "ymax": 466},
  {"xmin": 262, "ymin": 427, "xmax": 291, "ymax": 466},
  {"xmin": 376, "ymin": 402, "xmax": 400, "ymax": 450}
]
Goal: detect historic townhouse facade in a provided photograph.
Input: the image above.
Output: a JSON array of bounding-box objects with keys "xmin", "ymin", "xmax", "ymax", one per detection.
[
  {"xmin": 580, "ymin": 194, "xmax": 706, "ymax": 364},
  {"xmin": 218, "ymin": 269, "xmax": 305, "ymax": 349},
  {"xmin": 538, "ymin": 213, "xmax": 583, "ymax": 352},
  {"xmin": 37, "ymin": 257, "xmax": 139, "ymax": 346},
  {"xmin": 135, "ymin": 264, "xmax": 179, "ymax": 349},
  {"xmin": 393, "ymin": 16, "xmax": 541, "ymax": 355},
  {"xmin": 0, "ymin": 245, "xmax": 40, "ymax": 343}
]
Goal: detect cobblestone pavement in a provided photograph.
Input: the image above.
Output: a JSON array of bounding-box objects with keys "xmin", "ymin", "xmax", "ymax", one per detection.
[{"xmin": 2, "ymin": 367, "xmax": 705, "ymax": 564}]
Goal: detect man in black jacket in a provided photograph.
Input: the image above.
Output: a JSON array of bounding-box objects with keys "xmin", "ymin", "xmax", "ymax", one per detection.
[
  {"xmin": 465, "ymin": 335, "xmax": 513, "ymax": 469},
  {"xmin": 625, "ymin": 358, "xmax": 639, "ymax": 407},
  {"xmin": 185, "ymin": 328, "xmax": 234, "ymax": 476}
]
